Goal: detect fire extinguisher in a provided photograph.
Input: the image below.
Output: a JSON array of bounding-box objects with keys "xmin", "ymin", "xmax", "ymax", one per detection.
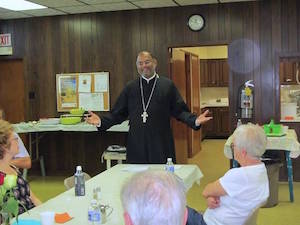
[{"xmin": 238, "ymin": 80, "xmax": 254, "ymax": 119}]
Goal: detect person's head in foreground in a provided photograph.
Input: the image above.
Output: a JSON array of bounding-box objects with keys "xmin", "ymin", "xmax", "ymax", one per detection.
[
  {"xmin": 121, "ymin": 170, "xmax": 188, "ymax": 225},
  {"xmin": 231, "ymin": 123, "xmax": 267, "ymax": 166}
]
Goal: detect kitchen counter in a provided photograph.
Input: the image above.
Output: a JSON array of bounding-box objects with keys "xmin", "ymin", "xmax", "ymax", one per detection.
[
  {"xmin": 201, "ymin": 102, "xmax": 229, "ymax": 108},
  {"xmin": 280, "ymin": 118, "xmax": 300, "ymax": 122}
]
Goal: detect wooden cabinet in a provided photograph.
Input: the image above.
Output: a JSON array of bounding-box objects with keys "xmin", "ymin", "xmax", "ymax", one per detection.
[
  {"xmin": 218, "ymin": 107, "xmax": 230, "ymax": 136},
  {"xmin": 279, "ymin": 61, "xmax": 298, "ymax": 84},
  {"xmin": 204, "ymin": 107, "xmax": 217, "ymax": 137},
  {"xmin": 219, "ymin": 59, "xmax": 229, "ymax": 86},
  {"xmin": 200, "ymin": 59, "xmax": 209, "ymax": 87},
  {"xmin": 202, "ymin": 107, "xmax": 230, "ymax": 138},
  {"xmin": 200, "ymin": 59, "xmax": 229, "ymax": 87}
]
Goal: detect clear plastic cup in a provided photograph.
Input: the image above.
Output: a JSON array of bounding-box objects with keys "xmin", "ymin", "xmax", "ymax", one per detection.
[{"xmin": 40, "ymin": 211, "xmax": 55, "ymax": 225}]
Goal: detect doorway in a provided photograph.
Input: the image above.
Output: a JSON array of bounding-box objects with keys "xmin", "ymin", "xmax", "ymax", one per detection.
[
  {"xmin": 0, "ymin": 59, "xmax": 25, "ymax": 122},
  {"xmin": 169, "ymin": 45, "xmax": 229, "ymax": 163}
]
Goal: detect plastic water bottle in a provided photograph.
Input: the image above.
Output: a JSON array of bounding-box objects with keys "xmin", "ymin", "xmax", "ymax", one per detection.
[
  {"xmin": 74, "ymin": 165, "xmax": 85, "ymax": 196},
  {"xmin": 165, "ymin": 158, "xmax": 175, "ymax": 173},
  {"xmin": 88, "ymin": 199, "xmax": 101, "ymax": 225}
]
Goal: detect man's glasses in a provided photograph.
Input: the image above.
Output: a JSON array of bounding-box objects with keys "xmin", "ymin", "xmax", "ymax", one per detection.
[
  {"xmin": 230, "ymin": 143, "xmax": 235, "ymax": 151},
  {"xmin": 136, "ymin": 60, "xmax": 152, "ymax": 66},
  {"xmin": 230, "ymin": 142, "xmax": 236, "ymax": 160}
]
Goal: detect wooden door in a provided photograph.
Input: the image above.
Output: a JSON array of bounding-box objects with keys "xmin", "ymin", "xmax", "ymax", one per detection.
[
  {"xmin": 169, "ymin": 49, "xmax": 188, "ymax": 164},
  {"xmin": 186, "ymin": 53, "xmax": 201, "ymax": 157},
  {"xmin": 0, "ymin": 60, "xmax": 25, "ymax": 123}
]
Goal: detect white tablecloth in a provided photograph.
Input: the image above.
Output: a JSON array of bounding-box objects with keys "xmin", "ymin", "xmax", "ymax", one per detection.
[
  {"xmin": 18, "ymin": 164, "xmax": 203, "ymax": 225},
  {"xmin": 13, "ymin": 120, "xmax": 129, "ymax": 133},
  {"xmin": 224, "ymin": 129, "xmax": 300, "ymax": 158}
]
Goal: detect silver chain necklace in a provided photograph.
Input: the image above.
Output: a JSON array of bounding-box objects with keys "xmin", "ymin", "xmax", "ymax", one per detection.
[{"xmin": 140, "ymin": 75, "xmax": 158, "ymax": 123}]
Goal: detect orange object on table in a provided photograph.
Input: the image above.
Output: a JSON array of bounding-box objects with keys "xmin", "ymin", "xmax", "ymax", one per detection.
[
  {"xmin": 55, "ymin": 212, "xmax": 73, "ymax": 223},
  {"xmin": 284, "ymin": 116, "xmax": 294, "ymax": 120}
]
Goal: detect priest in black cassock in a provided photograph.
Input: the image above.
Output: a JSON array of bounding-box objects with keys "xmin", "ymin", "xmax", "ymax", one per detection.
[{"xmin": 86, "ymin": 51, "xmax": 212, "ymax": 164}]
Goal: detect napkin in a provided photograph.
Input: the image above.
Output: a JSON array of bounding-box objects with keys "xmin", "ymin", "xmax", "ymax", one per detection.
[
  {"xmin": 12, "ymin": 219, "xmax": 41, "ymax": 225},
  {"xmin": 55, "ymin": 212, "xmax": 73, "ymax": 223}
]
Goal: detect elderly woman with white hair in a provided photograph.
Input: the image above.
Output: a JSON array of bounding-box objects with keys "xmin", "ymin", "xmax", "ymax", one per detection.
[
  {"xmin": 121, "ymin": 170, "xmax": 188, "ymax": 225},
  {"xmin": 187, "ymin": 123, "xmax": 270, "ymax": 225}
]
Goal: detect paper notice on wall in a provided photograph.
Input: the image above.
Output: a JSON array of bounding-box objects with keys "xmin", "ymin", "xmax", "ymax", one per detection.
[
  {"xmin": 79, "ymin": 93, "xmax": 103, "ymax": 111},
  {"xmin": 78, "ymin": 74, "xmax": 92, "ymax": 92},
  {"xmin": 94, "ymin": 72, "xmax": 108, "ymax": 92},
  {"xmin": 59, "ymin": 76, "xmax": 77, "ymax": 108}
]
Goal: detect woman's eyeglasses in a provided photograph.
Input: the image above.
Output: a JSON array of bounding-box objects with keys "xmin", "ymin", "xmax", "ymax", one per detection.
[{"xmin": 9, "ymin": 136, "xmax": 18, "ymax": 143}]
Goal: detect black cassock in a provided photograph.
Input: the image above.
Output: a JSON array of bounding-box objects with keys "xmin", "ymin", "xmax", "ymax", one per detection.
[{"xmin": 98, "ymin": 75, "xmax": 200, "ymax": 163}]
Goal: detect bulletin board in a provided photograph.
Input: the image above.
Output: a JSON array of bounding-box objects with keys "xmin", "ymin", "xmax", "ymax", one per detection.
[{"xmin": 56, "ymin": 72, "xmax": 110, "ymax": 112}]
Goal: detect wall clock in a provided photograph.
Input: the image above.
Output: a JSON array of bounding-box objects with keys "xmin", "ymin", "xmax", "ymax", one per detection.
[{"xmin": 187, "ymin": 14, "xmax": 205, "ymax": 32}]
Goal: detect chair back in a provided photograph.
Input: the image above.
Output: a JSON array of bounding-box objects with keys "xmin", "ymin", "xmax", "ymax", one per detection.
[
  {"xmin": 244, "ymin": 208, "xmax": 259, "ymax": 225},
  {"xmin": 64, "ymin": 172, "xmax": 91, "ymax": 190}
]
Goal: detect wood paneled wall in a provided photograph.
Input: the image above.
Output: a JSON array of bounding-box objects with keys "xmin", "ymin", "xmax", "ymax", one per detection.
[{"xmin": 1, "ymin": 0, "xmax": 300, "ymax": 176}]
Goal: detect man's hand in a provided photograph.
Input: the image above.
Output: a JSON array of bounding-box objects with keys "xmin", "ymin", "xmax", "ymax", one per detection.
[
  {"xmin": 206, "ymin": 196, "xmax": 220, "ymax": 209},
  {"xmin": 85, "ymin": 111, "xmax": 101, "ymax": 126},
  {"xmin": 195, "ymin": 109, "xmax": 213, "ymax": 126}
]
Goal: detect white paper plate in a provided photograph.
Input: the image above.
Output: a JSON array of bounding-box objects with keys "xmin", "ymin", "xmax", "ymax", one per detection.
[{"xmin": 39, "ymin": 118, "xmax": 60, "ymax": 125}]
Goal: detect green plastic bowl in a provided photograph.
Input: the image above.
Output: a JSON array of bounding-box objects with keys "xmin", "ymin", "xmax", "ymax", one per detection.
[
  {"xmin": 263, "ymin": 124, "xmax": 282, "ymax": 134},
  {"xmin": 60, "ymin": 117, "xmax": 81, "ymax": 125},
  {"xmin": 70, "ymin": 108, "xmax": 85, "ymax": 115},
  {"xmin": 271, "ymin": 124, "xmax": 282, "ymax": 134},
  {"xmin": 263, "ymin": 125, "xmax": 271, "ymax": 134}
]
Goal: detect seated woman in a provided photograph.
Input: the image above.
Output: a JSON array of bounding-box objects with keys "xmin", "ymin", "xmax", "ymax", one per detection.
[
  {"xmin": 0, "ymin": 109, "xmax": 32, "ymax": 169},
  {"xmin": 0, "ymin": 119, "xmax": 41, "ymax": 214}
]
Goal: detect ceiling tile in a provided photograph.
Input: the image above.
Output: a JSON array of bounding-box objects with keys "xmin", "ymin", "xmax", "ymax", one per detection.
[
  {"xmin": 1, "ymin": 0, "xmax": 259, "ymax": 19},
  {"xmin": 58, "ymin": 5, "xmax": 103, "ymax": 14},
  {"xmin": 0, "ymin": 7, "xmax": 11, "ymax": 13},
  {"xmin": 80, "ymin": 0, "xmax": 127, "ymax": 4},
  {"xmin": 20, "ymin": 8, "xmax": 67, "ymax": 17},
  {"xmin": 130, "ymin": 0, "xmax": 177, "ymax": 9},
  {"xmin": 0, "ymin": 12, "xmax": 33, "ymax": 20},
  {"xmin": 95, "ymin": 2, "xmax": 138, "ymax": 11},
  {"xmin": 28, "ymin": 0, "xmax": 85, "ymax": 8},
  {"xmin": 175, "ymin": 0, "xmax": 218, "ymax": 5}
]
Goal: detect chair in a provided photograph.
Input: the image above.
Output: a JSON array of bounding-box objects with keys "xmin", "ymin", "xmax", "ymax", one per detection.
[
  {"xmin": 244, "ymin": 208, "xmax": 259, "ymax": 225},
  {"xmin": 101, "ymin": 146, "xmax": 127, "ymax": 169},
  {"xmin": 64, "ymin": 172, "xmax": 91, "ymax": 190}
]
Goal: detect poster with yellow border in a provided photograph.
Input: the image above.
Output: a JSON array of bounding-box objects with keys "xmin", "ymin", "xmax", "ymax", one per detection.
[{"xmin": 56, "ymin": 72, "xmax": 110, "ymax": 112}]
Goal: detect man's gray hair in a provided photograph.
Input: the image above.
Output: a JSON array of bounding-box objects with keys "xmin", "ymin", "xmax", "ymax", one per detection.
[
  {"xmin": 233, "ymin": 123, "xmax": 267, "ymax": 158},
  {"xmin": 121, "ymin": 170, "xmax": 187, "ymax": 225}
]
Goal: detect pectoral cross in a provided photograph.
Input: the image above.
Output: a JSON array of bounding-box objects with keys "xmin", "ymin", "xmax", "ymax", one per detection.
[{"xmin": 141, "ymin": 111, "xmax": 148, "ymax": 123}]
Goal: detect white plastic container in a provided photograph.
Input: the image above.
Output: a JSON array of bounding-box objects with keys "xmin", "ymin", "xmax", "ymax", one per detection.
[{"xmin": 281, "ymin": 102, "xmax": 297, "ymax": 119}]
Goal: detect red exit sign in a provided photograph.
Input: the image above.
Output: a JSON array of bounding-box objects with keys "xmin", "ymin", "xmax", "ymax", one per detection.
[{"xmin": 0, "ymin": 33, "xmax": 11, "ymax": 47}]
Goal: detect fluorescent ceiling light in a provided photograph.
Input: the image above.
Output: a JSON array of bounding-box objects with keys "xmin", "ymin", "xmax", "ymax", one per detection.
[{"xmin": 0, "ymin": 0, "xmax": 47, "ymax": 11}]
